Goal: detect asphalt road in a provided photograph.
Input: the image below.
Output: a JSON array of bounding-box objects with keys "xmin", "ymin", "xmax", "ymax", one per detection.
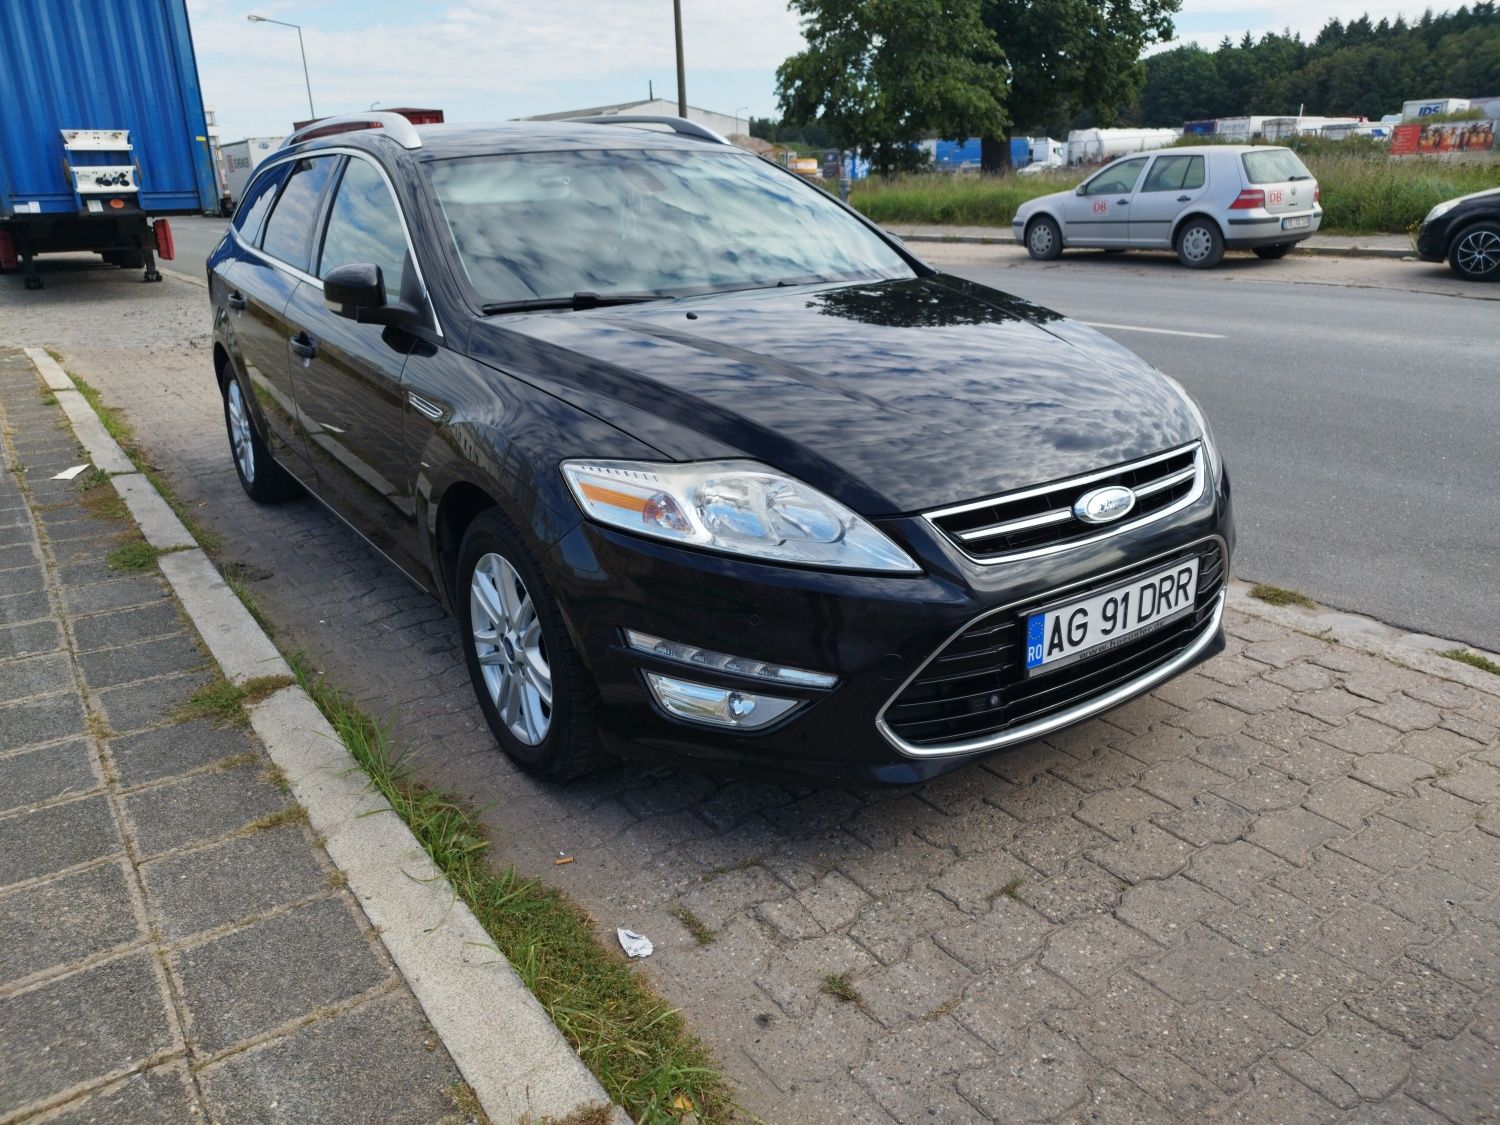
[{"xmin": 160, "ymin": 218, "xmax": 1498, "ymax": 650}]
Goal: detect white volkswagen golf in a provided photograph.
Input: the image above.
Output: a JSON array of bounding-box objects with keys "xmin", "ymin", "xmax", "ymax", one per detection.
[{"xmin": 1012, "ymin": 145, "xmax": 1322, "ymax": 269}]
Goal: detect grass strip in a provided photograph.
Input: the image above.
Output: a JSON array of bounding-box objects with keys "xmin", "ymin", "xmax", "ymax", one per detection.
[
  {"xmin": 286, "ymin": 654, "xmax": 731, "ymax": 1124},
  {"xmin": 107, "ymin": 537, "xmax": 166, "ymax": 573},
  {"xmin": 848, "ymin": 138, "xmax": 1500, "ymax": 236},
  {"xmin": 1250, "ymin": 583, "xmax": 1317, "ymax": 609},
  {"xmin": 63, "ymin": 368, "xmax": 222, "ymax": 551},
  {"xmin": 1441, "ymin": 648, "xmax": 1500, "ymax": 676},
  {"xmin": 173, "ymin": 673, "xmax": 295, "ymax": 727}
]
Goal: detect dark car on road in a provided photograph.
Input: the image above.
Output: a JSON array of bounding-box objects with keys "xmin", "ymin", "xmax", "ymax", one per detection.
[
  {"xmin": 1415, "ymin": 186, "xmax": 1500, "ymax": 281},
  {"xmin": 207, "ymin": 113, "xmax": 1234, "ymax": 784}
]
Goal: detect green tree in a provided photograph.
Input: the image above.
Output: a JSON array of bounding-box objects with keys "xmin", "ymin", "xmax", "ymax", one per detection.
[
  {"xmin": 1139, "ymin": 45, "xmax": 1224, "ymax": 122},
  {"xmin": 776, "ymin": 0, "xmax": 1009, "ymax": 174},
  {"xmin": 979, "ymin": 0, "xmax": 1181, "ymax": 168}
]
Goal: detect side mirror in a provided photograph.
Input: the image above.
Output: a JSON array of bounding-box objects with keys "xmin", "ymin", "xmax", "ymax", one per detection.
[
  {"xmin": 323, "ymin": 262, "xmax": 418, "ymax": 327},
  {"xmin": 1075, "ymin": 184, "xmax": 1087, "ymax": 196}
]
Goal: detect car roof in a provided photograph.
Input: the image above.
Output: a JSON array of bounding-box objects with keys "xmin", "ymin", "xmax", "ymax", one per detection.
[
  {"xmin": 1148, "ymin": 145, "xmax": 1288, "ymax": 156},
  {"xmin": 284, "ymin": 120, "xmax": 732, "ymax": 162}
]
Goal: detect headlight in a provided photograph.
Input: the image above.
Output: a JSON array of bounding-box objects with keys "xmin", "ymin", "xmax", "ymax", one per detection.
[
  {"xmin": 561, "ymin": 459, "xmax": 920, "ymax": 573},
  {"xmin": 1424, "ymin": 200, "xmax": 1457, "ymax": 224}
]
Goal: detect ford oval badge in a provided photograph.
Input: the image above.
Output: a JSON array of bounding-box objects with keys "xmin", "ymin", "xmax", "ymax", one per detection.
[{"xmin": 1074, "ymin": 485, "xmax": 1136, "ymax": 524}]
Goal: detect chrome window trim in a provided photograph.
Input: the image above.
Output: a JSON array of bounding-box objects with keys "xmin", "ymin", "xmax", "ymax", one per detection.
[
  {"xmin": 875, "ymin": 534, "xmax": 1228, "ymax": 759},
  {"xmin": 228, "ymin": 147, "xmax": 444, "ymax": 339},
  {"xmin": 924, "ymin": 442, "xmax": 1204, "ymax": 565}
]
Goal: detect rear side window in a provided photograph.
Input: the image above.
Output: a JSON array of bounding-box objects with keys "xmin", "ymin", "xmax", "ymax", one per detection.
[
  {"xmin": 318, "ymin": 158, "xmax": 409, "ymax": 300},
  {"xmin": 1241, "ymin": 149, "xmax": 1312, "ymax": 184},
  {"xmin": 259, "ymin": 156, "xmax": 338, "ymax": 270},
  {"xmin": 233, "ymin": 162, "xmax": 288, "ymax": 244},
  {"xmin": 1141, "ymin": 155, "xmax": 1205, "ymax": 192}
]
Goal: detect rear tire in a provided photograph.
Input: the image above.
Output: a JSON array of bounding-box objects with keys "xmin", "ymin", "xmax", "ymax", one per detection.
[
  {"xmin": 1176, "ymin": 219, "xmax": 1225, "ymax": 269},
  {"xmin": 1253, "ymin": 243, "xmax": 1294, "ymax": 260},
  {"xmin": 1025, "ymin": 216, "xmax": 1063, "ymax": 261},
  {"xmin": 222, "ymin": 372, "xmax": 300, "ymax": 503},
  {"xmin": 1448, "ymin": 221, "xmax": 1500, "ymax": 282},
  {"xmin": 457, "ymin": 509, "xmax": 605, "ymax": 781}
]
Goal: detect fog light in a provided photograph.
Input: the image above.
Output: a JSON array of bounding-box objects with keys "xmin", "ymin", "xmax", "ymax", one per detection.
[
  {"xmin": 624, "ymin": 630, "xmax": 837, "ymax": 688},
  {"xmin": 644, "ymin": 673, "xmax": 800, "ymax": 729}
]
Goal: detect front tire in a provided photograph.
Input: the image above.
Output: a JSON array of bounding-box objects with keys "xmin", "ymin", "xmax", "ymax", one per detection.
[
  {"xmin": 222, "ymin": 373, "xmax": 299, "ymax": 502},
  {"xmin": 1025, "ymin": 216, "xmax": 1063, "ymax": 261},
  {"xmin": 457, "ymin": 510, "xmax": 605, "ymax": 781},
  {"xmin": 1448, "ymin": 222, "xmax": 1500, "ymax": 281},
  {"xmin": 1176, "ymin": 219, "xmax": 1225, "ymax": 269},
  {"xmin": 1253, "ymin": 243, "xmax": 1294, "ymax": 260}
]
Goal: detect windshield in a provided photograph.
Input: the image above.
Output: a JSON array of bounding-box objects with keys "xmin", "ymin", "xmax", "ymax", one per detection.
[
  {"xmin": 1241, "ymin": 149, "xmax": 1314, "ymax": 184},
  {"xmin": 426, "ymin": 148, "xmax": 914, "ymax": 305}
]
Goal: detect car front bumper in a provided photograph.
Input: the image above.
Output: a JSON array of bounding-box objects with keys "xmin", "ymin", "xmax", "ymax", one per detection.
[{"xmin": 544, "ymin": 466, "xmax": 1235, "ymax": 783}]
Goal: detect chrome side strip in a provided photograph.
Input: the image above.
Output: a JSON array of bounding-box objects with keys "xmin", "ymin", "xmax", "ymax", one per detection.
[
  {"xmin": 875, "ymin": 535, "xmax": 1227, "ymax": 759},
  {"xmin": 407, "ymin": 392, "xmax": 444, "ymax": 421}
]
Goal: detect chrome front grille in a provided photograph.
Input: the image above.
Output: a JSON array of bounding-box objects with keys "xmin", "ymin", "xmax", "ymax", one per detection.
[{"xmin": 926, "ymin": 443, "xmax": 1204, "ymax": 563}]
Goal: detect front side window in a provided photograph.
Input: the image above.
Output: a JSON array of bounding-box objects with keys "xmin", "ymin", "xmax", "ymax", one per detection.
[
  {"xmin": 1142, "ymin": 155, "xmax": 1205, "ymax": 192},
  {"xmin": 233, "ymin": 162, "xmax": 289, "ymax": 244},
  {"xmin": 1083, "ymin": 157, "xmax": 1149, "ymax": 196},
  {"xmin": 426, "ymin": 148, "xmax": 913, "ymax": 306},
  {"xmin": 319, "ymin": 158, "xmax": 408, "ymax": 299},
  {"xmin": 260, "ymin": 156, "xmax": 338, "ymax": 270}
]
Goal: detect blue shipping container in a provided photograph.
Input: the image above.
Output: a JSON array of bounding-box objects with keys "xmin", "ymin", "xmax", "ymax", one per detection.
[
  {"xmin": 933, "ymin": 138, "xmax": 984, "ymax": 168},
  {"xmin": 1009, "ymin": 138, "xmax": 1030, "ymax": 165},
  {"xmin": 0, "ymin": 0, "xmax": 218, "ymax": 286}
]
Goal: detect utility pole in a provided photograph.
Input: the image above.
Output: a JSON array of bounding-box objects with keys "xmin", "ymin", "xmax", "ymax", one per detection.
[{"xmin": 673, "ymin": 0, "xmax": 687, "ymax": 117}]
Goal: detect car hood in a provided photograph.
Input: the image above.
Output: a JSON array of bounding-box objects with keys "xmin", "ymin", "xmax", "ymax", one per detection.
[{"xmin": 467, "ymin": 275, "xmax": 1200, "ymax": 515}]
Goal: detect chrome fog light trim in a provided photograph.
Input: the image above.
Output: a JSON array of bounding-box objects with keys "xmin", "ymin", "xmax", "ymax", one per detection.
[{"xmin": 624, "ymin": 630, "xmax": 838, "ymax": 689}]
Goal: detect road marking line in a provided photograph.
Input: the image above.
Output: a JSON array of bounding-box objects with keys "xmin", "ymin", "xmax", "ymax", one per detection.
[{"xmin": 1082, "ymin": 321, "xmax": 1227, "ymax": 339}]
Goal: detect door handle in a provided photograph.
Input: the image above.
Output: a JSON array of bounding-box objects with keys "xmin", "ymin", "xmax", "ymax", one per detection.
[
  {"xmin": 227, "ymin": 291, "xmax": 246, "ymax": 311},
  {"xmin": 289, "ymin": 332, "xmax": 317, "ymax": 361},
  {"xmin": 1116, "ymin": 198, "xmax": 1130, "ymax": 206},
  {"xmin": 1177, "ymin": 195, "xmax": 1191, "ymax": 202}
]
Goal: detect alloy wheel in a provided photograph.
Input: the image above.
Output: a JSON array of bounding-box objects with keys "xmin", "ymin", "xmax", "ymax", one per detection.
[
  {"xmin": 227, "ymin": 380, "xmax": 255, "ymax": 483},
  {"xmin": 1455, "ymin": 228, "xmax": 1500, "ymax": 278},
  {"xmin": 470, "ymin": 552, "xmax": 552, "ymax": 745}
]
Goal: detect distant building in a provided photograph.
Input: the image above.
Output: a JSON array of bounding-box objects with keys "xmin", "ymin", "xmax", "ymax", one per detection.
[{"xmin": 522, "ymin": 99, "xmax": 742, "ymax": 140}]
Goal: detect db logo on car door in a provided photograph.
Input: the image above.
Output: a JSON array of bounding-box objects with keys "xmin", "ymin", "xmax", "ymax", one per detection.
[
  {"xmin": 1092, "ymin": 200, "xmax": 1109, "ymax": 215},
  {"xmin": 1267, "ymin": 189, "xmax": 1285, "ymax": 205}
]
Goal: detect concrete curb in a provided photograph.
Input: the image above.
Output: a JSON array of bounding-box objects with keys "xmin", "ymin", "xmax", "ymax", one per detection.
[
  {"xmin": 884, "ymin": 230, "xmax": 1413, "ymax": 259},
  {"xmin": 23, "ymin": 351, "xmax": 623, "ymax": 1125},
  {"xmin": 1227, "ymin": 578, "xmax": 1500, "ymax": 697}
]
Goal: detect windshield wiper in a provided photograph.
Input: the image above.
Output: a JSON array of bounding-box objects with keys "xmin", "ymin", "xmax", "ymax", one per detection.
[
  {"xmin": 1287, "ymin": 174, "xmax": 1311, "ymax": 181},
  {"xmin": 481, "ymin": 291, "xmax": 671, "ymax": 315}
]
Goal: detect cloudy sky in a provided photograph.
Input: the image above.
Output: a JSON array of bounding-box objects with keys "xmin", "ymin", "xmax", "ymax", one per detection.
[{"xmin": 192, "ymin": 0, "xmax": 1443, "ymax": 142}]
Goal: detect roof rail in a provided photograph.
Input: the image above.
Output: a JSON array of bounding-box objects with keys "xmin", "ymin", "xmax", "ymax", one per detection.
[
  {"xmin": 281, "ymin": 111, "xmax": 423, "ymax": 151},
  {"xmin": 566, "ymin": 114, "xmax": 732, "ymax": 145}
]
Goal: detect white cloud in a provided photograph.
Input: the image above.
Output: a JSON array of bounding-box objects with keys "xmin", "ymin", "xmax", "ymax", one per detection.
[{"xmin": 191, "ymin": 0, "xmax": 804, "ymax": 138}]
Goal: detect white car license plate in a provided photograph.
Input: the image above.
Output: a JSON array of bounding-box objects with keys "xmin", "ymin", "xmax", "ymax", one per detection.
[
  {"xmin": 1024, "ymin": 557, "xmax": 1200, "ymax": 677},
  {"xmin": 1281, "ymin": 216, "xmax": 1310, "ymax": 230}
]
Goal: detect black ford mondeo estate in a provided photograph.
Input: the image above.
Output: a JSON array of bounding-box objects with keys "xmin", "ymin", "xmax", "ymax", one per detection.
[{"xmin": 208, "ymin": 113, "xmax": 1234, "ymax": 783}]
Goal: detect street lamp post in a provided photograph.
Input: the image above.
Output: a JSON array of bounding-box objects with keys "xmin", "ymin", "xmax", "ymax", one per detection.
[
  {"xmin": 247, "ymin": 15, "xmax": 315, "ymax": 120},
  {"xmin": 735, "ymin": 105, "xmax": 750, "ymax": 138}
]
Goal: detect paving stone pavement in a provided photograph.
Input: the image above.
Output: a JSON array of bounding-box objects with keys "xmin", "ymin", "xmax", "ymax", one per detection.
[
  {"xmin": 0, "ymin": 348, "xmax": 471, "ymax": 1122},
  {"xmin": 7, "ymin": 264, "xmax": 1500, "ymax": 1123}
]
